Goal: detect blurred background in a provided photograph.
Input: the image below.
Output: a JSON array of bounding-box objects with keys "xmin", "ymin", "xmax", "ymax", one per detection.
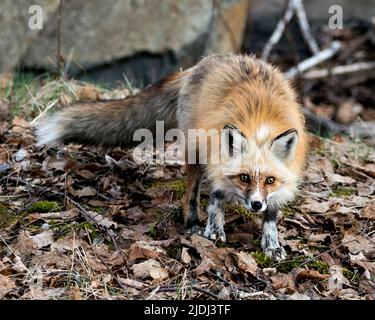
[{"xmin": 0, "ymin": 0, "xmax": 374, "ymax": 143}]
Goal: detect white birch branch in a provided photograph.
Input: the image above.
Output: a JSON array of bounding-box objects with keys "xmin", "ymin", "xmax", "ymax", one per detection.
[
  {"xmin": 294, "ymin": 0, "xmax": 320, "ymax": 54},
  {"xmin": 285, "ymin": 41, "xmax": 342, "ymax": 79},
  {"xmin": 301, "ymin": 61, "xmax": 375, "ymax": 79}
]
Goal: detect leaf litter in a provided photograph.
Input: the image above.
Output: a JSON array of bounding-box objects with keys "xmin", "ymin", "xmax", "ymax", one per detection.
[{"xmin": 0, "ymin": 80, "xmax": 374, "ymax": 300}]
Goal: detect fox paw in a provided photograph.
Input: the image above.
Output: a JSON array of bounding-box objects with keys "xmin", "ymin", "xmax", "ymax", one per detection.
[
  {"xmin": 263, "ymin": 246, "xmax": 286, "ymax": 262},
  {"xmin": 203, "ymin": 227, "xmax": 226, "ymax": 242},
  {"xmin": 186, "ymin": 225, "xmax": 205, "ymax": 236}
]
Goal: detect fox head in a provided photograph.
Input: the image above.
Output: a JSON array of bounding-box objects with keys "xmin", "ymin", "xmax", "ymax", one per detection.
[{"xmin": 207, "ymin": 124, "xmax": 301, "ymax": 212}]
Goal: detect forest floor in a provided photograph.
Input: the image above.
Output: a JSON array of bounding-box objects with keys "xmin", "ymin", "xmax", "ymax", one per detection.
[{"xmin": 0, "ymin": 76, "xmax": 374, "ymax": 300}]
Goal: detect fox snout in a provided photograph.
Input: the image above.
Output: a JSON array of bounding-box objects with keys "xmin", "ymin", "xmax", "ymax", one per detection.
[{"xmin": 245, "ymin": 198, "xmax": 267, "ymax": 212}]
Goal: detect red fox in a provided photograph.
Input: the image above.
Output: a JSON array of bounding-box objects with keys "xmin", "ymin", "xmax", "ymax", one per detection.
[{"xmin": 37, "ymin": 54, "xmax": 307, "ymax": 261}]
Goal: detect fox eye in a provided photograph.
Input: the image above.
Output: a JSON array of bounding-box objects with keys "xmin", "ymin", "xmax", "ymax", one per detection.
[
  {"xmin": 239, "ymin": 174, "xmax": 250, "ymax": 183},
  {"xmin": 265, "ymin": 176, "xmax": 275, "ymax": 185}
]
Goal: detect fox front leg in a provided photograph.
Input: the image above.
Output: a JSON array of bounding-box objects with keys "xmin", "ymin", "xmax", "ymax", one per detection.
[
  {"xmin": 261, "ymin": 207, "xmax": 286, "ymax": 261},
  {"xmin": 203, "ymin": 191, "xmax": 226, "ymax": 242},
  {"xmin": 184, "ymin": 164, "xmax": 204, "ymax": 235}
]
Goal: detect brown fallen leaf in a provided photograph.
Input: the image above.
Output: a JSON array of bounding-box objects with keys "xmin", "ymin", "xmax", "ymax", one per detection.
[
  {"xmin": 301, "ymin": 199, "xmax": 331, "ymax": 214},
  {"xmin": 86, "ymin": 211, "xmax": 117, "ymax": 229},
  {"xmin": 75, "ymin": 186, "xmax": 97, "ymax": 198},
  {"xmin": 0, "ymin": 274, "xmax": 16, "ymax": 299},
  {"xmin": 361, "ymin": 203, "xmax": 375, "ymax": 219},
  {"xmin": 271, "ymin": 274, "xmax": 297, "ymax": 294},
  {"xmin": 295, "ymin": 268, "xmax": 330, "ymax": 282},
  {"xmin": 234, "ymin": 251, "xmax": 258, "ymax": 277},
  {"xmin": 194, "ymin": 258, "xmax": 215, "ymax": 276},
  {"xmin": 349, "ymin": 252, "xmax": 375, "ymax": 274},
  {"xmin": 76, "ymin": 85, "xmax": 101, "ymax": 100},
  {"xmin": 131, "ymin": 259, "xmax": 169, "ymax": 282},
  {"xmin": 31, "ymin": 230, "xmax": 54, "ymax": 249},
  {"xmin": 181, "ymin": 247, "xmax": 191, "ymax": 264},
  {"xmin": 117, "ymin": 277, "xmax": 146, "ymax": 290},
  {"xmin": 342, "ymin": 232, "xmax": 375, "ymax": 257},
  {"xmin": 128, "ymin": 241, "xmax": 166, "ymax": 261},
  {"xmin": 76, "ymin": 169, "xmax": 96, "ymax": 180},
  {"xmin": 37, "ymin": 209, "xmax": 80, "ymax": 221}
]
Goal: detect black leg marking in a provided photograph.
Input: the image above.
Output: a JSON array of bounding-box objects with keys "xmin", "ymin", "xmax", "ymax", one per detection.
[
  {"xmin": 204, "ymin": 191, "xmax": 226, "ymax": 242},
  {"xmin": 185, "ymin": 174, "xmax": 204, "ymax": 236},
  {"xmin": 261, "ymin": 206, "xmax": 286, "ymax": 261}
]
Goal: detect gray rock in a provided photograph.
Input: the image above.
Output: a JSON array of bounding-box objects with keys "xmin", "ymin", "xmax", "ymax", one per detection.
[
  {"xmin": 22, "ymin": 0, "xmax": 249, "ymax": 71},
  {"xmin": 0, "ymin": 0, "xmax": 59, "ymax": 74}
]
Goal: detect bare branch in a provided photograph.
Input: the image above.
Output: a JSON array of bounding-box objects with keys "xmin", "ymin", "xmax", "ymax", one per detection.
[{"xmin": 285, "ymin": 41, "xmax": 342, "ymax": 78}]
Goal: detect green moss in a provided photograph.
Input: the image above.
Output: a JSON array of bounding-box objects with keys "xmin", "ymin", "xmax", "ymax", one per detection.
[
  {"xmin": 200, "ymin": 199, "xmax": 209, "ymax": 209},
  {"xmin": 252, "ymin": 251, "xmax": 273, "ymax": 269},
  {"xmin": 144, "ymin": 179, "xmax": 186, "ymax": 199},
  {"xmin": 281, "ymin": 205, "xmax": 295, "ymax": 217},
  {"xmin": 147, "ymin": 225, "xmax": 162, "ymax": 240},
  {"xmin": 276, "ymin": 257, "xmax": 330, "ymax": 274},
  {"xmin": 92, "ymin": 207, "xmax": 105, "ymax": 214},
  {"xmin": 329, "ymin": 185, "xmax": 356, "ymax": 198},
  {"xmin": 330, "ymin": 158, "xmax": 341, "ymax": 169},
  {"xmin": 27, "ymin": 201, "xmax": 60, "ymax": 213},
  {"xmin": 225, "ymin": 204, "xmax": 255, "ymax": 220},
  {"xmin": 166, "ymin": 245, "xmax": 181, "ymax": 259},
  {"xmin": 167, "ymin": 180, "xmax": 186, "ymax": 199},
  {"xmin": 308, "ymin": 260, "xmax": 330, "ymax": 274},
  {"xmin": 342, "ymin": 267, "xmax": 360, "ymax": 284}
]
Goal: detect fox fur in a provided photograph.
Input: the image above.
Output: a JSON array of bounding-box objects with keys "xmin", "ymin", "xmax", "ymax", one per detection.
[{"xmin": 37, "ymin": 54, "xmax": 307, "ymax": 261}]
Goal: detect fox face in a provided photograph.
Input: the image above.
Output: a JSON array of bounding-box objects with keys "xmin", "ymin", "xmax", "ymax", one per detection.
[{"xmin": 207, "ymin": 125, "xmax": 300, "ymax": 212}]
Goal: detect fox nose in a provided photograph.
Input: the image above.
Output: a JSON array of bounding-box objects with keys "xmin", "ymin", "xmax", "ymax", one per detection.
[{"xmin": 251, "ymin": 201, "xmax": 263, "ymax": 211}]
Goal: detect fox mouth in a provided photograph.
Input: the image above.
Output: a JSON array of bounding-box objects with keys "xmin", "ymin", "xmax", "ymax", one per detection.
[{"xmin": 228, "ymin": 193, "xmax": 267, "ymax": 213}]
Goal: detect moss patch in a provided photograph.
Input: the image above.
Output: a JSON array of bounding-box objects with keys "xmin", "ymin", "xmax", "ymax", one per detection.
[
  {"xmin": 27, "ymin": 201, "xmax": 60, "ymax": 213},
  {"xmin": 144, "ymin": 179, "xmax": 186, "ymax": 199},
  {"xmin": 225, "ymin": 204, "xmax": 255, "ymax": 220},
  {"xmin": 252, "ymin": 251, "xmax": 273, "ymax": 269},
  {"xmin": 342, "ymin": 267, "xmax": 360, "ymax": 284},
  {"xmin": 329, "ymin": 185, "xmax": 356, "ymax": 198},
  {"xmin": 276, "ymin": 257, "xmax": 330, "ymax": 274}
]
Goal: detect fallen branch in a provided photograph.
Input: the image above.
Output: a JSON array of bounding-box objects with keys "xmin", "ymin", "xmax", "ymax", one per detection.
[
  {"xmin": 294, "ymin": 0, "xmax": 320, "ymax": 55},
  {"xmin": 261, "ymin": 0, "xmax": 296, "ymax": 61},
  {"xmin": 285, "ymin": 41, "xmax": 342, "ymax": 78},
  {"xmin": 301, "ymin": 61, "xmax": 375, "ymax": 80}
]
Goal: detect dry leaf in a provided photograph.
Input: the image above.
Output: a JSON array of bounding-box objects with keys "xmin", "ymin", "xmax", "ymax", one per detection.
[
  {"xmin": 181, "ymin": 247, "xmax": 191, "ymax": 264},
  {"xmin": 76, "ymin": 86, "xmax": 101, "ymax": 100},
  {"xmin": 235, "ymin": 251, "xmax": 258, "ymax": 277},
  {"xmin": 75, "ymin": 186, "xmax": 97, "ymax": 198},
  {"xmin": 361, "ymin": 203, "xmax": 375, "ymax": 219},
  {"xmin": 271, "ymin": 274, "xmax": 297, "ymax": 294},
  {"xmin": 128, "ymin": 241, "xmax": 166, "ymax": 261},
  {"xmin": 0, "ymin": 274, "xmax": 16, "ymax": 299},
  {"xmin": 295, "ymin": 269, "xmax": 330, "ymax": 282},
  {"xmin": 31, "ymin": 230, "xmax": 54, "ymax": 249},
  {"xmin": 131, "ymin": 259, "xmax": 168, "ymax": 282}
]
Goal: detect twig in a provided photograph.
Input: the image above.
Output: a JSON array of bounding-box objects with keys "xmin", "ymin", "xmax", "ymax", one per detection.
[
  {"xmin": 57, "ymin": 0, "xmax": 64, "ymax": 75},
  {"xmin": 294, "ymin": 0, "xmax": 319, "ymax": 55},
  {"xmin": 30, "ymin": 99, "xmax": 59, "ymax": 126},
  {"xmin": 301, "ymin": 61, "xmax": 375, "ymax": 80},
  {"xmin": 261, "ymin": 0, "xmax": 296, "ymax": 61},
  {"xmin": 298, "ymin": 238, "xmax": 359, "ymax": 268},
  {"xmin": 154, "ymin": 284, "xmax": 219, "ymax": 300},
  {"xmin": 285, "ymin": 41, "xmax": 342, "ymax": 78}
]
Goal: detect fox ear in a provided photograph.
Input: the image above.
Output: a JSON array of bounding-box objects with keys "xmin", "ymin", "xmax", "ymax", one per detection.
[
  {"xmin": 222, "ymin": 124, "xmax": 247, "ymax": 156},
  {"xmin": 271, "ymin": 129, "xmax": 298, "ymax": 161}
]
